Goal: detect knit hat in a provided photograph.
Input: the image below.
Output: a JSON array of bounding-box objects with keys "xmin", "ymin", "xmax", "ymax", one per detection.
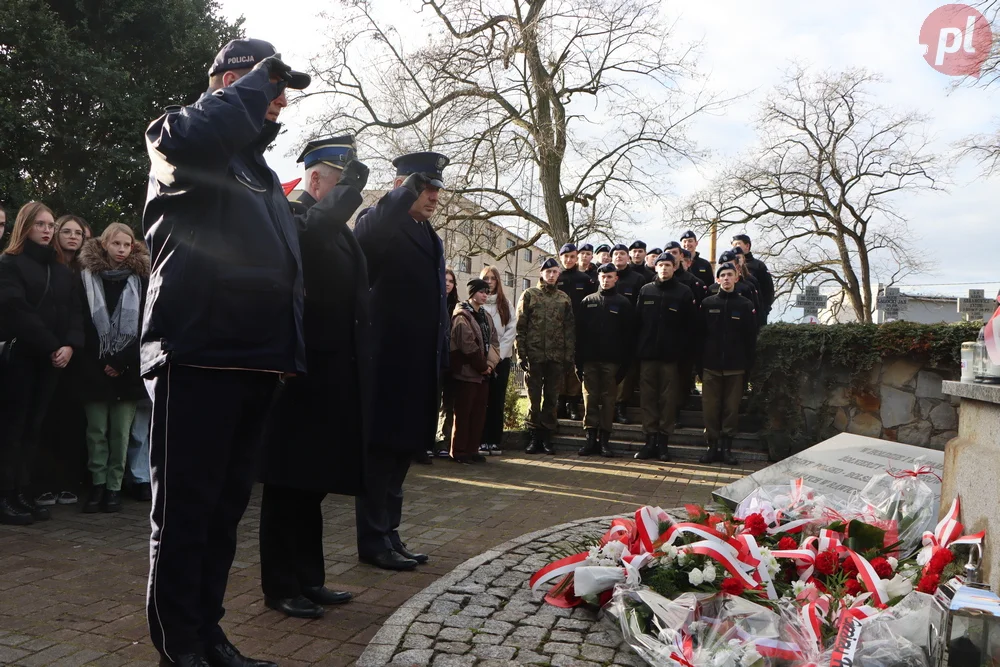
[{"xmin": 467, "ymin": 278, "xmax": 490, "ymax": 297}]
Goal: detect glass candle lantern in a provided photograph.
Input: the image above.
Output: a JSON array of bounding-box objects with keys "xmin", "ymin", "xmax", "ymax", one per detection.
[{"xmin": 929, "ymin": 545, "xmax": 1000, "ymax": 666}]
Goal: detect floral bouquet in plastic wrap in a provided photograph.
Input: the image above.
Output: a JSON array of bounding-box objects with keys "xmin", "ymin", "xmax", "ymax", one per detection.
[{"xmin": 855, "ymin": 459, "xmax": 943, "ymax": 558}]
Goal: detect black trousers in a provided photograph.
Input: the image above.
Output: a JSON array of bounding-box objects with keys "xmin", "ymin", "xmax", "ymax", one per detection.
[
  {"xmin": 145, "ymin": 364, "xmax": 277, "ymax": 660},
  {"xmin": 355, "ymin": 448, "xmax": 411, "ymax": 558},
  {"xmin": 481, "ymin": 357, "xmax": 511, "ymax": 445},
  {"xmin": 0, "ymin": 350, "xmax": 61, "ymax": 492},
  {"xmin": 259, "ymin": 485, "xmax": 327, "ymax": 599}
]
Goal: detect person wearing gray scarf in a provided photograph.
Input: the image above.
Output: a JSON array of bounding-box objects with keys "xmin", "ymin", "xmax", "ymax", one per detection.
[{"xmin": 76, "ymin": 223, "xmax": 149, "ymax": 514}]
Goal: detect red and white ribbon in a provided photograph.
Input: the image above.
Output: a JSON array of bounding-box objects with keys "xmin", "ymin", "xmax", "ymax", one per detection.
[
  {"xmin": 754, "ymin": 638, "xmax": 806, "ymax": 661},
  {"xmin": 733, "ymin": 534, "xmax": 777, "ymax": 600},
  {"xmin": 529, "ymin": 552, "xmax": 588, "ymax": 592},
  {"xmin": 683, "ymin": 540, "xmax": 758, "ymax": 588},
  {"xmin": 800, "ymin": 596, "xmax": 830, "ymax": 652},
  {"xmin": 918, "ymin": 496, "xmax": 985, "ymax": 567},
  {"xmin": 843, "ymin": 549, "xmax": 888, "ymax": 607},
  {"xmin": 635, "ymin": 506, "xmax": 669, "ymax": 553},
  {"xmin": 661, "ymin": 522, "xmax": 740, "ymax": 552},
  {"xmin": 771, "ymin": 544, "xmax": 817, "ymax": 582}
]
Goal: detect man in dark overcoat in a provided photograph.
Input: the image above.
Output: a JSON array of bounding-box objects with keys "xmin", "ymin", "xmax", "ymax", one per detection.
[
  {"xmin": 258, "ymin": 136, "xmax": 371, "ymax": 618},
  {"xmin": 353, "ymin": 152, "xmax": 450, "ymax": 571}
]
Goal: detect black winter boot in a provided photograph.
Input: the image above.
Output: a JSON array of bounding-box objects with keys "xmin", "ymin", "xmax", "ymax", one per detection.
[
  {"xmin": 542, "ymin": 431, "xmax": 556, "ymax": 455},
  {"xmin": 525, "ymin": 430, "xmax": 543, "ymax": 455},
  {"xmin": 699, "ymin": 441, "xmax": 720, "ymax": 464},
  {"xmin": 0, "ymin": 493, "xmax": 33, "ymax": 525},
  {"xmin": 13, "ymin": 490, "xmax": 50, "ymax": 521},
  {"xmin": 599, "ymin": 430, "xmax": 616, "ymax": 458},
  {"xmin": 657, "ymin": 434, "xmax": 672, "ymax": 462},
  {"xmin": 83, "ymin": 485, "xmax": 104, "ymax": 514},
  {"xmin": 721, "ymin": 437, "xmax": 739, "ymax": 466},
  {"xmin": 614, "ymin": 403, "xmax": 629, "ymax": 424},
  {"xmin": 579, "ymin": 429, "xmax": 600, "ymax": 456},
  {"xmin": 634, "ymin": 434, "xmax": 658, "ymax": 460}
]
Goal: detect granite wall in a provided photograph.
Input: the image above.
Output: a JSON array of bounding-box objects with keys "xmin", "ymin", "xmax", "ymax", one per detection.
[{"xmin": 761, "ymin": 357, "xmax": 959, "ymax": 457}]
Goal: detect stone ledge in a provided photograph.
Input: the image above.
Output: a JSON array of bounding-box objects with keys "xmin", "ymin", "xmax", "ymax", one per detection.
[{"xmin": 942, "ymin": 380, "xmax": 1000, "ymax": 405}]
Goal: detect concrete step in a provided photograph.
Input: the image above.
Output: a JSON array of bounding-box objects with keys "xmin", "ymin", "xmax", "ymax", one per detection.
[
  {"xmin": 546, "ymin": 432, "xmax": 768, "ymax": 463},
  {"xmin": 605, "ymin": 408, "xmax": 762, "ymax": 431},
  {"xmin": 553, "ymin": 420, "xmax": 764, "ymax": 450}
]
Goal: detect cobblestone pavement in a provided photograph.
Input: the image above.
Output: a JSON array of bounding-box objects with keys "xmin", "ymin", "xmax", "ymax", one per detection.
[
  {"xmin": 357, "ymin": 517, "xmax": 641, "ymax": 667},
  {"xmin": 0, "ymin": 452, "xmax": 762, "ymax": 666}
]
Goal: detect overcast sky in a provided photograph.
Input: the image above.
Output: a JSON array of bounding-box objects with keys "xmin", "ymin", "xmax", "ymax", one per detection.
[{"xmin": 218, "ymin": 0, "xmax": 1000, "ymax": 303}]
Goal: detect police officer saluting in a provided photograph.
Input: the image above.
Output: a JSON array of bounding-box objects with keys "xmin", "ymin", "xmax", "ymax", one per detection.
[
  {"xmin": 258, "ymin": 136, "xmax": 370, "ymax": 618},
  {"xmin": 141, "ymin": 38, "xmax": 310, "ymax": 667},
  {"xmin": 699, "ymin": 262, "xmax": 757, "ymax": 465},
  {"xmin": 633, "ymin": 253, "xmax": 696, "ymax": 462},
  {"xmin": 556, "ymin": 243, "xmax": 596, "ymax": 421},
  {"xmin": 354, "ymin": 152, "xmax": 450, "ymax": 571},
  {"xmin": 680, "ymin": 230, "xmax": 714, "ymax": 287},
  {"xmin": 576, "ymin": 264, "xmax": 633, "ymax": 457}
]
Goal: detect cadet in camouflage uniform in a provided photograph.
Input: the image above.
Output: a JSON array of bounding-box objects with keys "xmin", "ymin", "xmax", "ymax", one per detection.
[{"xmin": 516, "ymin": 257, "xmax": 575, "ymax": 455}]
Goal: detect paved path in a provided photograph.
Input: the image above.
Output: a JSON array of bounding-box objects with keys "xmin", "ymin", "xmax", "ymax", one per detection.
[{"xmin": 0, "ymin": 452, "xmax": 761, "ymax": 666}]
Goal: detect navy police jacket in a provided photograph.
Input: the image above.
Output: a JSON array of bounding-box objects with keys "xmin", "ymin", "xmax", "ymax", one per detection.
[{"xmin": 140, "ymin": 67, "xmax": 305, "ymax": 376}]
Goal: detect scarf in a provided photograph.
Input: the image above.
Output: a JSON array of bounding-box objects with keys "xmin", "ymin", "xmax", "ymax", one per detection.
[
  {"xmin": 461, "ymin": 301, "xmax": 493, "ymax": 357},
  {"xmin": 82, "ymin": 268, "xmax": 141, "ymax": 358}
]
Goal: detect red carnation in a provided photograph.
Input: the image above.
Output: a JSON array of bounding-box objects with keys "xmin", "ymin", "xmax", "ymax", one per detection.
[
  {"xmin": 870, "ymin": 557, "xmax": 892, "ymax": 579},
  {"xmin": 815, "ymin": 551, "xmax": 838, "ymax": 576},
  {"xmin": 918, "ymin": 573, "xmax": 941, "ymax": 594},
  {"xmin": 844, "ymin": 578, "xmax": 863, "ymax": 596},
  {"xmin": 929, "ymin": 548, "xmax": 954, "ymax": 574},
  {"xmin": 743, "ymin": 513, "xmax": 768, "ymax": 537},
  {"xmin": 841, "ymin": 558, "xmax": 859, "ymax": 576},
  {"xmin": 808, "ymin": 577, "xmax": 828, "ymax": 593},
  {"xmin": 777, "ymin": 537, "xmax": 798, "ymax": 551},
  {"xmin": 721, "ymin": 577, "xmax": 746, "ymax": 596}
]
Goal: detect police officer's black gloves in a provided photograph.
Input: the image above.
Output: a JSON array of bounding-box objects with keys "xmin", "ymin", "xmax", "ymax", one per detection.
[
  {"xmin": 401, "ymin": 172, "xmax": 431, "ymax": 198},
  {"xmin": 339, "ymin": 160, "xmax": 370, "ymax": 192},
  {"xmin": 255, "ymin": 55, "xmax": 294, "ymax": 83},
  {"xmin": 519, "ymin": 359, "xmax": 529, "ymax": 372}
]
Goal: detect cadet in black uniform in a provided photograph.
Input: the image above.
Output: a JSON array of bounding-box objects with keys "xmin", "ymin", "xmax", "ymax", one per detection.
[
  {"xmin": 732, "ymin": 234, "xmax": 774, "ymax": 325},
  {"xmin": 578, "ymin": 243, "xmax": 598, "ymax": 280},
  {"xmin": 628, "ymin": 240, "xmax": 655, "ymax": 282},
  {"xmin": 699, "ymin": 263, "xmax": 757, "ymax": 465},
  {"xmin": 645, "ymin": 248, "xmax": 662, "ymax": 271},
  {"xmin": 680, "ymin": 230, "xmax": 714, "ymax": 287},
  {"xmin": 711, "ymin": 250, "xmax": 761, "ymax": 315},
  {"xmin": 576, "ymin": 264, "xmax": 633, "ymax": 457},
  {"xmin": 665, "ymin": 241, "xmax": 707, "ymax": 405},
  {"xmin": 610, "ymin": 244, "xmax": 646, "ymax": 424},
  {"xmin": 633, "ymin": 253, "xmax": 697, "ymax": 462},
  {"xmin": 556, "ymin": 243, "xmax": 596, "ymax": 420},
  {"xmin": 594, "ymin": 244, "xmax": 612, "ymax": 268}
]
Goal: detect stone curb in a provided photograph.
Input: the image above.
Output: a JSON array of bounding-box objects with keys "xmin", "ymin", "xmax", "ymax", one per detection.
[{"xmin": 357, "ymin": 515, "xmax": 619, "ymax": 666}]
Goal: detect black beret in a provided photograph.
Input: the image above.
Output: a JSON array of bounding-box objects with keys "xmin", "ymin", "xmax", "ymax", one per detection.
[
  {"xmin": 649, "ymin": 247, "xmax": 662, "ymax": 255},
  {"xmin": 716, "ymin": 262, "xmax": 738, "ymax": 277},
  {"xmin": 540, "ymin": 257, "xmax": 560, "ymax": 271},
  {"xmin": 718, "ymin": 251, "xmax": 737, "ymax": 264},
  {"xmin": 597, "ymin": 263, "xmax": 618, "ymax": 273},
  {"xmin": 594, "ymin": 244, "xmax": 612, "ymax": 254},
  {"xmin": 628, "ymin": 240, "xmax": 647, "ymax": 251},
  {"xmin": 680, "ymin": 248, "xmax": 692, "ymax": 259},
  {"xmin": 655, "ymin": 253, "xmax": 677, "ymax": 265},
  {"xmin": 578, "ymin": 243, "xmax": 594, "ymax": 252},
  {"xmin": 731, "ymin": 245, "xmax": 744, "ymax": 255},
  {"xmin": 663, "ymin": 241, "xmax": 681, "ymax": 250},
  {"xmin": 559, "ymin": 243, "xmax": 577, "ymax": 255},
  {"xmin": 680, "ymin": 230, "xmax": 697, "ymax": 241},
  {"xmin": 612, "ymin": 243, "xmax": 629, "ymax": 253}
]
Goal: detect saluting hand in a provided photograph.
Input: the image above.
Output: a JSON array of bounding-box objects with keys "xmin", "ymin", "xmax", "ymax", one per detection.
[
  {"xmin": 340, "ymin": 160, "xmax": 370, "ymax": 192},
  {"xmin": 401, "ymin": 172, "xmax": 431, "ymax": 198}
]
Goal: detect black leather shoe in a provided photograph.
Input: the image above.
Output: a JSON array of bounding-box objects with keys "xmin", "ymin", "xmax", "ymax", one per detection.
[
  {"xmin": 359, "ymin": 550, "xmax": 418, "ymax": 571},
  {"xmin": 542, "ymin": 438, "xmax": 556, "ymax": 455},
  {"xmin": 0, "ymin": 495, "xmax": 33, "ymax": 525},
  {"xmin": 614, "ymin": 403, "xmax": 629, "ymax": 424},
  {"xmin": 13, "ymin": 491, "xmax": 49, "ymax": 521},
  {"xmin": 83, "ymin": 485, "xmax": 104, "ymax": 514},
  {"xmin": 699, "ymin": 442, "xmax": 720, "ymax": 464},
  {"xmin": 265, "ymin": 594, "xmax": 325, "ymax": 618},
  {"xmin": 414, "ymin": 449, "xmax": 433, "ymax": 465},
  {"xmin": 657, "ymin": 434, "xmax": 672, "ymax": 462},
  {"xmin": 131, "ymin": 482, "xmax": 152, "ymax": 501},
  {"xmin": 599, "ymin": 430, "xmax": 616, "ymax": 458},
  {"xmin": 634, "ymin": 434, "xmax": 658, "ymax": 460},
  {"xmin": 302, "ymin": 585, "xmax": 352, "ymax": 606},
  {"xmin": 103, "ymin": 490, "xmax": 122, "ymax": 513},
  {"xmin": 525, "ymin": 430, "xmax": 542, "ymax": 454},
  {"xmin": 578, "ymin": 429, "xmax": 599, "ymax": 456},
  {"xmin": 394, "ymin": 544, "xmax": 429, "ymax": 564},
  {"xmin": 205, "ymin": 640, "xmax": 277, "ymax": 667},
  {"xmin": 159, "ymin": 654, "xmax": 211, "ymax": 667}
]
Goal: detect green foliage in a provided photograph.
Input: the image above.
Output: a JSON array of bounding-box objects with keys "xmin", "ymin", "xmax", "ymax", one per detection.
[
  {"xmin": 749, "ymin": 321, "xmax": 980, "ymax": 448},
  {"xmin": 0, "ymin": 0, "xmax": 243, "ymax": 231},
  {"xmin": 504, "ymin": 374, "xmax": 526, "ymax": 430}
]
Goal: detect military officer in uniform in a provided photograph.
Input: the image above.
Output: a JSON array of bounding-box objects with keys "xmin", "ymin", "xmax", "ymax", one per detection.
[
  {"xmin": 680, "ymin": 230, "xmax": 714, "ymax": 287},
  {"xmin": 731, "ymin": 234, "xmax": 774, "ymax": 325},
  {"xmin": 517, "ymin": 257, "xmax": 575, "ymax": 455},
  {"xmin": 578, "ymin": 243, "xmax": 597, "ymax": 280},
  {"xmin": 610, "ymin": 244, "xmax": 645, "ymax": 424},
  {"xmin": 353, "ymin": 152, "xmax": 450, "ymax": 571},
  {"xmin": 556, "ymin": 243, "xmax": 596, "ymax": 421},
  {"xmin": 258, "ymin": 136, "xmax": 369, "ymax": 618},
  {"xmin": 664, "ymin": 241, "xmax": 707, "ymax": 306},
  {"xmin": 628, "ymin": 240, "xmax": 654, "ymax": 282},
  {"xmin": 576, "ymin": 264, "xmax": 633, "ymax": 457}
]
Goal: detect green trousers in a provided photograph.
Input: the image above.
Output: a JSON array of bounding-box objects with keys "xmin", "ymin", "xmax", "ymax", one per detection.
[
  {"xmin": 616, "ymin": 360, "xmax": 639, "ymax": 403},
  {"xmin": 702, "ymin": 369, "xmax": 744, "ymax": 444},
  {"xmin": 582, "ymin": 362, "xmax": 619, "ymax": 432},
  {"xmin": 85, "ymin": 400, "xmax": 138, "ymax": 491},
  {"xmin": 639, "ymin": 361, "xmax": 680, "ymax": 436},
  {"xmin": 525, "ymin": 361, "xmax": 565, "ymax": 432}
]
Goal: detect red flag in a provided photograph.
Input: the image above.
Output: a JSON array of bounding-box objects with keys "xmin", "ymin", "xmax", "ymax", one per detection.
[
  {"xmin": 986, "ymin": 303, "xmax": 1000, "ymax": 365},
  {"xmin": 281, "ymin": 178, "xmax": 301, "ymax": 197}
]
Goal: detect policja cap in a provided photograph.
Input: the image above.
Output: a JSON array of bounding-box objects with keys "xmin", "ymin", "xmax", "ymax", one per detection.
[
  {"xmin": 540, "ymin": 257, "xmax": 560, "ymax": 271},
  {"xmin": 298, "ymin": 135, "xmax": 356, "ymax": 170},
  {"xmin": 594, "ymin": 244, "xmax": 611, "ymax": 254},
  {"xmin": 392, "ymin": 152, "xmax": 450, "ymax": 188},
  {"xmin": 467, "ymin": 278, "xmax": 490, "ymax": 298},
  {"xmin": 209, "ymin": 38, "xmax": 311, "ymax": 89},
  {"xmin": 717, "ymin": 262, "xmax": 738, "ymax": 277},
  {"xmin": 680, "ymin": 230, "xmax": 697, "ymax": 241},
  {"xmin": 559, "ymin": 243, "xmax": 578, "ymax": 255},
  {"xmin": 597, "ymin": 263, "xmax": 618, "ymax": 273},
  {"xmin": 628, "ymin": 240, "xmax": 647, "ymax": 251}
]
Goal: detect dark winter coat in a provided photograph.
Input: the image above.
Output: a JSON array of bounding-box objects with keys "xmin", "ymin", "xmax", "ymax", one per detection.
[
  {"xmin": 576, "ymin": 287, "xmax": 634, "ymax": 366},
  {"xmin": 674, "ymin": 266, "xmax": 708, "ymax": 307},
  {"xmin": 700, "ymin": 289, "xmax": 757, "ymax": 372},
  {"xmin": 709, "ymin": 279, "xmax": 760, "ymax": 314},
  {"xmin": 689, "ymin": 253, "xmax": 714, "ymax": 287},
  {"xmin": 634, "ymin": 278, "xmax": 697, "ymax": 363},
  {"xmin": 141, "ymin": 66, "xmax": 305, "ymax": 377},
  {"xmin": 0, "ymin": 239, "xmax": 84, "ymax": 356},
  {"xmin": 355, "ymin": 187, "xmax": 449, "ymax": 453},
  {"xmin": 614, "ymin": 264, "xmax": 647, "ymax": 307},
  {"xmin": 450, "ymin": 303, "xmax": 500, "ymax": 383},
  {"xmin": 744, "ymin": 252, "xmax": 774, "ymax": 314},
  {"xmin": 631, "ymin": 261, "xmax": 655, "ymax": 284},
  {"xmin": 556, "ymin": 266, "xmax": 597, "ymax": 314},
  {"xmin": 75, "ymin": 239, "xmax": 150, "ymax": 402},
  {"xmin": 261, "ymin": 187, "xmax": 370, "ymax": 495}
]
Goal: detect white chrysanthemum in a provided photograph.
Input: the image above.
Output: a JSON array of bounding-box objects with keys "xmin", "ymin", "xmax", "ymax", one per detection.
[
  {"xmin": 703, "ymin": 564, "xmax": 717, "ymax": 582},
  {"xmin": 676, "ymin": 551, "xmax": 689, "ymax": 565},
  {"xmin": 791, "ymin": 580, "xmax": 816, "ymax": 597},
  {"xmin": 688, "ymin": 568, "xmax": 705, "ymax": 586},
  {"xmin": 662, "ymin": 545, "xmax": 679, "ymax": 560},
  {"xmin": 758, "ymin": 547, "xmax": 781, "ymax": 576},
  {"xmin": 842, "ymin": 594, "xmax": 856, "ymax": 607},
  {"xmin": 885, "ymin": 573, "xmax": 914, "ymax": 599},
  {"xmin": 887, "ymin": 557, "xmax": 899, "ymax": 572},
  {"xmin": 740, "ymin": 647, "xmax": 762, "ymax": 666},
  {"xmin": 587, "ymin": 546, "xmax": 601, "ymax": 563},
  {"xmin": 600, "ymin": 540, "xmax": 627, "ymax": 562}
]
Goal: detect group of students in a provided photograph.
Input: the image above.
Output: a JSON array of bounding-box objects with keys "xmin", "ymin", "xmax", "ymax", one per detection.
[
  {"xmin": 514, "ymin": 231, "xmax": 773, "ymax": 465},
  {"xmin": 0, "ymin": 202, "xmax": 153, "ymax": 526}
]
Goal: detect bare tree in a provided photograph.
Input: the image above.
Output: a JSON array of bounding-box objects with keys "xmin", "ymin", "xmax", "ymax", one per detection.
[
  {"xmin": 302, "ymin": 0, "xmax": 718, "ymax": 251},
  {"xmin": 681, "ymin": 68, "xmax": 940, "ymax": 323},
  {"xmin": 950, "ymin": 1, "xmax": 1000, "ymax": 174}
]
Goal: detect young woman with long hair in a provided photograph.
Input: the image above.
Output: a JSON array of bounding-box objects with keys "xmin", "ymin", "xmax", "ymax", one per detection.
[
  {"xmin": 76, "ymin": 223, "xmax": 150, "ymax": 513},
  {"xmin": 434, "ymin": 268, "xmax": 460, "ymax": 457},
  {"xmin": 478, "ymin": 265, "xmax": 517, "ymax": 455},
  {"xmin": 0, "ymin": 202, "xmax": 83, "ymax": 525},
  {"xmin": 52, "ymin": 215, "xmax": 89, "ymax": 270}
]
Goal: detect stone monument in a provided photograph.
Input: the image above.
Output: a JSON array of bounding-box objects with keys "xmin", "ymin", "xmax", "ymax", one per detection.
[
  {"xmin": 794, "ymin": 285, "xmax": 829, "ymax": 323},
  {"xmin": 957, "ymin": 288, "xmax": 995, "ymax": 322},
  {"xmin": 876, "ymin": 286, "xmax": 909, "ymax": 323},
  {"xmin": 940, "ymin": 380, "xmax": 1000, "ymax": 592}
]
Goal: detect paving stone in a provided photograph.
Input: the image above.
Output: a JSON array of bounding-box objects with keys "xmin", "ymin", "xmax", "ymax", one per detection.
[
  {"xmin": 551, "ymin": 655, "xmax": 602, "ymax": 667},
  {"xmin": 581, "ymin": 644, "xmax": 617, "ymax": 662},
  {"xmin": 390, "ymin": 648, "xmax": 434, "ymax": 665},
  {"xmin": 480, "ymin": 619, "xmax": 515, "ymax": 636},
  {"xmin": 402, "ymin": 634, "xmax": 434, "ymax": 650},
  {"xmin": 439, "ymin": 593, "xmax": 469, "ymax": 603},
  {"xmin": 486, "ymin": 587, "xmax": 515, "ymax": 599},
  {"xmin": 515, "ymin": 649, "xmax": 552, "ymax": 664},
  {"xmin": 543, "ymin": 641, "xmax": 581, "ymax": 656},
  {"xmin": 471, "ymin": 593, "xmax": 503, "ymax": 608},
  {"xmin": 521, "ymin": 613, "xmax": 557, "ymax": 628},
  {"xmin": 550, "ymin": 630, "xmax": 584, "ymax": 643},
  {"xmin": 555, "ymin": 618, "xmax": 593, "ymax": 631},
  {"xmin": 442, "ymin": 615, "xmax": 485, "ymax": 629},
  {"xmin": 435, "ymin": 641, "xmax": 471, "ymax": 654},
  {"xmin": 503, "ymin": 634, "xmax": 543, "ymax": 651},
  {"xmin": 447, "ymin": 584, "xmax": 486, "ymax": 595},
  {"xmin": 437, "ymin": 628, "xmax": 473, "ymax": 642},
  {"xmin": 460, "ymin": 604, "xmax": 494, "ymax": 617},
  {"xmin": 585, "ymin": 631, "xmax": 622, "ymax": 648},
  {"xmin": 472, "ymin": 644, "xmax": 518, "ymax": 660},
  {"xmin": 432, "ymin": 654, "xmax": 476, "ymax": 667},
  {"xmin": 429, "ymin": 600, "xmax": 461, "ymax": 615},
  {"xmin": 410, "ymin": 622, "xmax": 443, "ymax": 636},
  {"xmin": 613, "ymin": 649, "xmax": 647, "ymax": 666},
  {"xmin": 492, "ymin": 610, "xmax": 528, "ymax": 622},
  {"xmin": 357, "ymin": 644, "xmax": 397, "ymax": 667},
  {"xmin": 471, "ymin": 632, "xmax": 505, "ymax": 645},
  {"xmin": 571, "ymin": 607, "xmax": 600, "ymax": 621}
]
